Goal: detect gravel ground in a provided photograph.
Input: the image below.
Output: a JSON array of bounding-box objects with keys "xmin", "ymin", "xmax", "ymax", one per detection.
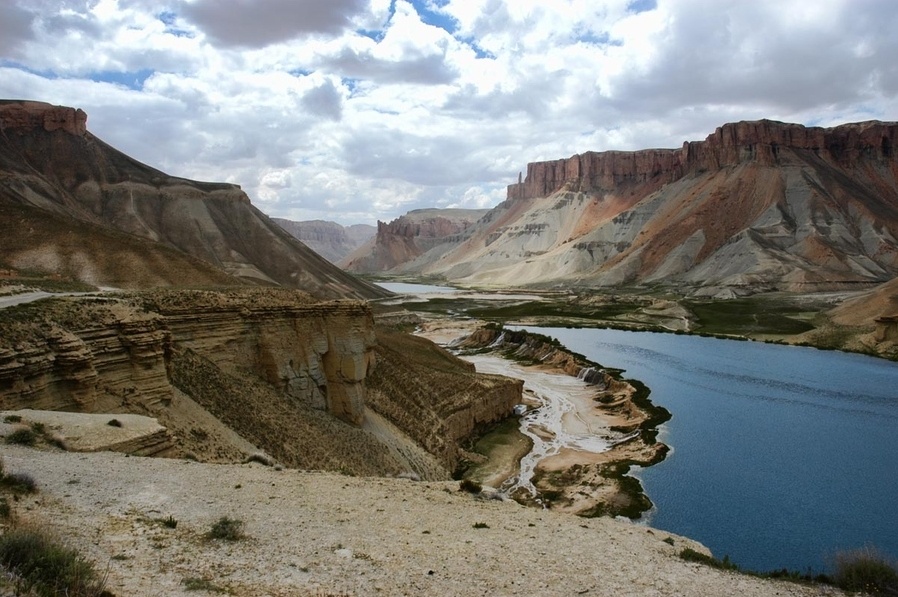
[{"xmin": 1, "ymin": 447, "xmax": 844, "ymax": 597}]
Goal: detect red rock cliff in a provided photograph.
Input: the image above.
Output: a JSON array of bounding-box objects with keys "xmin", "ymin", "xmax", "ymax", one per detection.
[
  {"xmin": 508, "ymin": 120, "xmax": 898, "ymax": 200},
  {"xmin": 0, "ymin": 100, "xmax": 87, "ymax": 135}
]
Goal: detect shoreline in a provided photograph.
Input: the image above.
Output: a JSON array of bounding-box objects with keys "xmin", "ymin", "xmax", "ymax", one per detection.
[{"xmin": 416, "ymin": 318, "xmax": 670, "ymax": 519}]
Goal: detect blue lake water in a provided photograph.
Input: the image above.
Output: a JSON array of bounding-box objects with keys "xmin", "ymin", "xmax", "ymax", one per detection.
[{"xmin": 513, "ymin": 326, "xmax": 898, "ymax": 574}]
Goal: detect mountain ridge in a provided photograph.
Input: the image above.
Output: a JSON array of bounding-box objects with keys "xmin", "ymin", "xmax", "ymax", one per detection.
[
  {"xmin": 353, "ymin": 118, "xmax": 898, "ymax": 293},
  {"xmin": 0, "ymin": 100, "xmax": 387, "ymax": 300}
]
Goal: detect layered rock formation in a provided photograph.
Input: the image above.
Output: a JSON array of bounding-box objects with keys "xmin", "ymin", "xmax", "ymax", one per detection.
[
  {"xmin": 0, "ymin": 288, "xmax": 521, "ymax": 477},
  {"xmin": 273, "ymin": 218, "xmax": 375, "ymax": 263},
  {"xmin": 0, "ymin": 100, "xmax": 387, "ymax": 300},
  {"xmin": 341, "ymin": 208, "xmax": 488, "ymax": 272},
  {"xmin": 367, "ymin": 119, "xmax": 898, "ymax": 293}
]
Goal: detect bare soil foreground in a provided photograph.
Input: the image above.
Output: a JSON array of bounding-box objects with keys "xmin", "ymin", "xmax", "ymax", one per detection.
[{"xmin": 2, "ymin": 447, "xmax": 844, "ymax": 596}]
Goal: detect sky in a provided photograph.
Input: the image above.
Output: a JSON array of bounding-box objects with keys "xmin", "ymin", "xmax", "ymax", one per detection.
[{"xmin": 1, "ymin": 0, "xmax": 896, "ymax": 226}]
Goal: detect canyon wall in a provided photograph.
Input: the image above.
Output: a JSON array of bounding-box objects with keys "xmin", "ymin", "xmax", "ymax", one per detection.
[
  {"xmin": 507, "ymin": 120, "xmax": 898, "ymax": 201},
  {"xmin": 0, "ymin": 289, "xmax": 522, "ymax": 475},
  {"xmin": 0, "ymin": 290, "xmax": 375, "ymax": 425}
]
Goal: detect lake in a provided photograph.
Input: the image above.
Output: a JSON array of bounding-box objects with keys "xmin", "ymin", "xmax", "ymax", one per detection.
[{"xmin": 513, "ymin": 326, "xmax": 898, "ymax": 574}]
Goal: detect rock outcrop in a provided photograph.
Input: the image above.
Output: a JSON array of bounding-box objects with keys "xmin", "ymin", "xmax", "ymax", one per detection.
[
  {"xmin": 0, "ymin": 100, "xmax": 387, "ymax": 300},
  {"xmin": 342, "ymin": 208, "xmax": 488, "ymax": 273},
  {"xmin": 0, "ymin": 288, "xmax": 522, "ymax": 477},
  {"xmin": 371, "ymin": 119, "xmax": 898, "ymax": 292}
]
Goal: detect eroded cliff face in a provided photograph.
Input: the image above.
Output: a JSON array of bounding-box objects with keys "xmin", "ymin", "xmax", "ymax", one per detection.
[
  {"xmin": 507, "ymin": 120, "xmax": 898, "ymax": 201},
  {"xmin": 366, "ymin": 327, "xmax": 522, "ymax": 471},
  {"xmin": 383, "ymin": 119, "xmax": 898, "ymax": 292},
  {"xmin": 341, "ymin": 208, "xmax": 488, "ymax": 273},
  {"xmin": 0, "ymin": 291, "xmax": 376, "ymax": 425},
  {"xmin": 0, "ymin": 289, "xmax": 522, "ymax": 477}
]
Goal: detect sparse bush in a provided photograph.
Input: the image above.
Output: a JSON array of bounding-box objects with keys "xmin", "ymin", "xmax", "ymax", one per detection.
[
  {"xmin": 679, "ymin": 548, "xmax": 738, "ymax": 571},
  {"xmin": 3, "ymin": 415, "xmax": 22, "ymax": 424},
  {"xmin": 832, "ymin": 547, "xmax": 898, "ymax": 595},
  {"xmin": 182, "ymin": 576, "xmax": 227, "ymax": 592},
  {"xmin": 161, "ymin": 515, "xmax": 178, "ymax": 529},
  {"xmin": 206, "ymin": 516, "xmax": 244, "ymax": 541},
  {"xmin": 0, "ymin": 471, "xmax": 38, "ymax": 494},
  {"xmin": 0, "ymin": 526, "xmax": 108, "ymax": 596},
  {"xmin": 106, "ymin": 419, "xmax": 122, "ymax": 428},
  {"xmin": 6, "ymin": 426, "xmax": 37, "ymax": 446},
  {"xmin": 459, "ymin": 479, "xmax": 482, "ymax": 494},
  {"xmin": 472, "ymin": 522, "xmax": 489, "ymax": 529},
  {"xmin": 0, "ymin": 496, "xmax": 11, "ymax": 519},
  {"xmin": 243, "ymin": 452, "xmax": 274, "ymax": 466}
]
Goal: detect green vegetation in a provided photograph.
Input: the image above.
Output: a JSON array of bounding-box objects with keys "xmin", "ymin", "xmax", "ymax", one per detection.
[
  {"xmin": 683, "ymin": 298, "xmax": 815, "ymax": 336},
  {"xmin": 0, "ymin": 526, "xmax": 108, "ymax": 597},
  {"xmin": 832, "ymin": 547, "xmax": 898, "ymax": 595},
  {"xmin": 206, "ymin": 516, "xmax": 245, "ymax": 541},
  {"xmin": 5, "ymin": 426, "xmax": 37, "ymax": 446},
  {"xmin": 182, "ymin": 576, "xmax": 229, "ymax": 593},
  {"xmin": 0, "ymin": 471, "xmax": 38, "ymax": 494},
  {"xmin": 679, "ymin": 548, "xmax": 739, "ymax": 571}
]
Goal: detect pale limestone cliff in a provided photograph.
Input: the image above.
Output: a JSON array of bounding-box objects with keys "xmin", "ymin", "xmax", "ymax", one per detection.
[{"xmin": 0, "ymin": 289, "xmax": 522, "ymax": 477}]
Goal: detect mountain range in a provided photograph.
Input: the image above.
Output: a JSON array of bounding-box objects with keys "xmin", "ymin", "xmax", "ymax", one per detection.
[
  {"xmin": 0, "ymin": 100, "xmax": 386, "ymax": 300},
  {"xmin": 348, "ymin": 119, "xmax": 898, "ymax": 294}
]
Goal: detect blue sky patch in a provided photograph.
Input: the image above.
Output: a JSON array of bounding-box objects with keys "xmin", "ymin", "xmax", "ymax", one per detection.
[
  {"xmin": 627, "ymin": 0, "xmax": 657, "ymax": 13},
  {"xmin": 409, "ymin": 0, "xmax": 457, "ymax": 34},
  {"xmin": 89, "ymin": 69, "xmax": 155, "ymax": 90}
]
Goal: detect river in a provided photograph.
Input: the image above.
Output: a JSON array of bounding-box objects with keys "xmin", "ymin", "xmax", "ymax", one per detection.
[{"xmin": 515, "ymin": 326, "xmax": 898, "ymax": 574}]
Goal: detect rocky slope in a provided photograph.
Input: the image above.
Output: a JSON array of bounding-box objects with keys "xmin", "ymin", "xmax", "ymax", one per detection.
[
  {"xmin": 0, "ymin": 100, "xmax": 387, "ymax": 300},
  {"xmin": 273, "ymin": 218, "xmax": 375, "ymax": 263},
  {"xmin": 341, "ymin": 208, "xmax": 488, "ymax": 272},
  {"xmin": 366, "ymin": 119, "xmax": 898, "ymax": 293},
  {"xmin": 0, "ymin": 289, "xmax": 521, "ymax": 478}
]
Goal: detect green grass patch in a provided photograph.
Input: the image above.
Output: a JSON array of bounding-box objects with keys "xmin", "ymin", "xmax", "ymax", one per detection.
[
  {"xmin": 0, "ymin": 526, "xmax": 107, "ymax": 596},
  {"xmin": 684, "ymin": 298, "xmax": 815, "ymax": 336},
  {"xmin": 832, "ymin": 546, "xmax": 898, "ymax": 595}
]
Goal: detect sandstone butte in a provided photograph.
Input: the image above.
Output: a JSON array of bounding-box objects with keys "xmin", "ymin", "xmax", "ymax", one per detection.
[{"xmin": 352, "ymin": 119, "xmax": 898, "ymax": 294}]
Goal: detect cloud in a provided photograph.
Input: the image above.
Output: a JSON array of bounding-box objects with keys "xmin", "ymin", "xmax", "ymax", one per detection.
[
  {"xmin": 301, "ymin": 79, "xmax": 344, "ymax": 120},
  {"xmin": 0, "ymin": 2, "xmax": 36, "ymax": 57},
  {"xmin": 181, "ymin": 0, "xmax": 369, "ymax": 48},
  {"xmin": 0, "ymin": 0, "xmax": 896, "ymax": 227}
]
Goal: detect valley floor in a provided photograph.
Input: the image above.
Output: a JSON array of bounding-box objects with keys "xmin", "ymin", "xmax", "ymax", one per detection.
[{"xmin": 2, "ymin": 446, "xmax": 844, "ymax": 597}]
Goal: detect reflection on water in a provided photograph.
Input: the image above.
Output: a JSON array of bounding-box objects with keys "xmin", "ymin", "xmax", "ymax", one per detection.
[{"xmin": 515, "ymin": 326, "xmax": 898, "ymax": 573}]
